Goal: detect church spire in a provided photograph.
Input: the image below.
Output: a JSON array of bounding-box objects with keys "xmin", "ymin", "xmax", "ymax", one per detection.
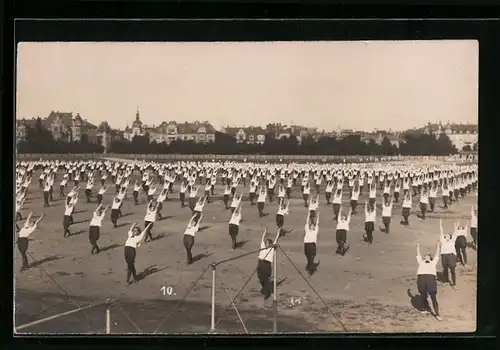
[{"xmin": 136, "ymin": 106, "xmax": 140, "ymax": 121}]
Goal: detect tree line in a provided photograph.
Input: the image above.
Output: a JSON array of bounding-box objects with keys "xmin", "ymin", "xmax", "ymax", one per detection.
[{"xmin": 17, "ymin": 121, "xmax": 462, "ymax": 156}]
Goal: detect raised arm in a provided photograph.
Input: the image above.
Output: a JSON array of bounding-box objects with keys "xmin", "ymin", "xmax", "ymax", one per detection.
[
  {"xmin": 187, "ymin": 214, "xmax": 196, "ymax": 227},
  {"xmin": 416, "ymin": 244, "xmax": 422, "ymax": 262},
  {"xmin": 94, "ymin": 203, "xmax": 103, "ymax": 215},
  {"xmin": 316, "ymin": 212, "xmax": 320, "ymax": 229},
  {"xmin": 433, "ymin": 242, "xmax": 440, "ymax": 262},
  {"xmin": 261, "ymin": 228, "xmax": 268, "ymax": 245},
  {"xmin": 34, "ymin": 214, "xmax": 45, "ymax": 226},
  {"xmin": 347, "ymin": 208, "xmax": 352, "ymax": 223},
  {"xmin": 100, "ymin": 206, "xmax": 109, "ymax": 217},
  {"xmin": 138, "ymin": 223, "xmax": 153, "ymax": 242},
  {"xmin": 196, "ymin": 214, "xmax": 204, "ymax": 228},
  {"xmin": 128, "ymin": 222, "xmax": 137, "ymax": 237},
  {"xmin": 24, "ymin": 211, "xmax": 33, "ymax": 226},
  {"xmin": 439, "ymin": 219, "xmax": 445, "ymax": 240},
  {"xmin": 272, "ymin": 228, "xmax": 280, "ymax": 245}
]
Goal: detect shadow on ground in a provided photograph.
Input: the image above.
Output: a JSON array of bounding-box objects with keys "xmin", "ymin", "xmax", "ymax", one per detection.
[{"xmin": 15, "ymin": 289, "xmax": 325, "ymax": 334}]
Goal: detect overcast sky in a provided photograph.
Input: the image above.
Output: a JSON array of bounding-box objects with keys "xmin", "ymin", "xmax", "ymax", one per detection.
[{"xmin": 16, "ymin": 40, "xmax": 478, "ymax": 132}]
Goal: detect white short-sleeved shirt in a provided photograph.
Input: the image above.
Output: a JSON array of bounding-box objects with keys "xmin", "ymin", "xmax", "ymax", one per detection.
[
  {"xmin": 18, "ymin": 225, "xmax": 37, "ymax": 238},
  {"xmin": 258, "ymin": 242, "xmax": 274, "ymax": 263},
  {"xmin": 440, "ymin": 236, "xmax": 457, "ymax": 255},
  {"xmin": 416, "ymin": 256, "xmax": 438, "ymax": 276},
  {"xmin": 184, "ymin": 225, "xmax": 198, "ymax": 237},
  {"xmin": 90, "ymin": 214, "xmax": 104, "ymax": 227},
  {"xmin": 229, "ymin": 214, "xmax": 241, "ymax": 226},
  {"xmin": 304, "ymin": 227, "xmax": 319, "ymax": 243}
]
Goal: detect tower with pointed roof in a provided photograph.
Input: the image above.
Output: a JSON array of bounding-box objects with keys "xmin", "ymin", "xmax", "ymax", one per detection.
[{"xmin": 132, "ymin": 107, "xmax": 143, "ymax": 137}]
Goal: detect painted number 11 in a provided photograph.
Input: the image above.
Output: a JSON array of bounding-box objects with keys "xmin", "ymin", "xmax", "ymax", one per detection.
[{"xmin": 161, "ymin": 286, "xmax": 174, "ymax": 296}]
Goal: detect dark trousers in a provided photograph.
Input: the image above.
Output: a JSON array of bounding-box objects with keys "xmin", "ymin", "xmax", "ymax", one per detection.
[
  {"xmin": 333, "ymin": 203, "xmax": 340, "ymax": 220},
  {"xmin": 257, "ymin": 259, "xmax": 272, "ymax": 299},
  {"xmin": 325, "ymin": 192, "xmax": 332, "ymax": 203},
  {"xmin": 97, "ymin": 193, "xmax": 103, "ymax": 204},
  {"xmin": 60, "ymin": 185, "xmax": 65, "ymax": 197},
  {"xmin": 144, "ymin": 221, "xmax": 154, "ymax": 241},
  {"xmin": 133, "ymin": 190, "xmax": 139, "ymax": 204},
  {"xmin": 229, "ymin": 224, "xmax": 239, "ymax": 249},
  {"xmin": 350, "ymin": 199, "xmax": 357, "ymax": 214},
  {"xmin": 85, "ymin": 189, "xmax": 92, "ymax": 202},
  {"xmin": 44, "ymin": 191, "xmax": 50, "ymax": 207},
  {"xmin": 455, "ymin": 236, "xmax": 468, "ymax": 265},
  {"xmin": 364, "ymin": 222, "xmax": 374, "ymax": 243},
  {"xmin": 394, "ymin": 191, "xmax": 400, "ymax": 202},
  {"xmin": 63, "ymin": 215, "xmax": 71, "ymax": 237},
  {"xmin": 124, "ymin": 246, "xmax": 137, "ymax": 282},
  {"xmin": 303, "ymin": 193, "xmax": 309, "ymax": 207},
  {"xmin": 304, "ymin": 242, "xmax": 317, "ymax": 272},
  {"xmin": 442, "ymin": 195, "xmax": 449, "ymax": 208},
  {"xmin": 419, "ymin": 202, "xmax": 427, "ymax": 219},
  {"xmin": 401, "ymin": 207, "xmax": 410, "ymax": 225},
  {"xmin": 276, "ymin": 214, "xmax": 284, "ymax": 228},
  {"xmin": 429, "ymin": 197, "xmax": 436, "ymax": 212},
  {"xmin": 183, "ymin": 234, "xmax": 194, "ymax": 263},
  {"xmin": 257, "ymin": 202, "xmax": 265, "ymax": 217},
  {"xmin": 223, "ymin": 194, "xmax": 230, "ymax": 209},
  {"xmin": 188, "ymin": 198, "xmax": 196, "ymax": 212},
  {"xmin": 89, "ymin": 226, "xmax": 100, "ymax": 254},
  {"xmin": 336, "ymin": 229, "xmax": 348, "ymax": 255},
  {"xmin": 111, "ymin": 209, "xmax": 120, "ymax": 227},
  {"xmin": 470, "ymin": 228, "xmax": 477, "ymax": 247},
  {"xmin": 441, "ymin": 253, "xmax": 457, "ymax": 286},
  {"xmin": 382, "ymin": 216, "xmax": 391, "ymax": 233},
  {"xmin": 417, "ymin": 274, "xmax": 440, "ymax": 316},
  {"xmin": 17, "ymin": 237, "xmax": 29, "ymax": 269}
]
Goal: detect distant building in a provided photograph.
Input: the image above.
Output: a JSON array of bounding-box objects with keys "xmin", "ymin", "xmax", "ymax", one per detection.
[
  {"xmin": 222, "ymin": 126, "xmax": 266, "ymax": 144},
  {"xmin": 16, "ymin": 111, "xmax": 99, "ymax": 144},
  {"xmin": 123, "ymin": 109, "xmax": 216, "ymax": 144},
  {"xmin": 361, "ymin": 131, "xmax": 401, "ymax": 148},
  {"xmin": 419, "ymin": 122, "xmax": 478, "ymax": 151}
]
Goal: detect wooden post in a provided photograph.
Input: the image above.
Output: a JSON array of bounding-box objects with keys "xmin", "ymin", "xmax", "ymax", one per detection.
[{"xmin": 210, "ymin": 264, "xmax": 216, "ymax": 333}]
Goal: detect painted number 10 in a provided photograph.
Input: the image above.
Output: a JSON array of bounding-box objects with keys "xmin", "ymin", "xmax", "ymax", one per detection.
[{"xmin": 161, "ymin": 286, "xmax": 174, "ymax": 296}]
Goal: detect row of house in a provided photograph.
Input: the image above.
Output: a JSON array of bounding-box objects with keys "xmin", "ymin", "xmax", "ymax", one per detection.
[
  {"xmin": 122, "ymin": 109, "xmax": 217, "ymax": 144},
  {"xmin": 16, "ymin": 111, "xmax": 122, "ymax": 152},
  {"xmin": 402, "ymin": 122, "xmax": 479, "ymax": 150},
  {"xmin": 16, "ymin": 109, "xmax": 478, "ymax": 151}
]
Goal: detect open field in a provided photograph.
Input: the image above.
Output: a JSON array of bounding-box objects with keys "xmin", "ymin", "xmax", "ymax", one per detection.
[{"xmin": 14, "ymin": 167, "xmax": 477, "ymax": 334}]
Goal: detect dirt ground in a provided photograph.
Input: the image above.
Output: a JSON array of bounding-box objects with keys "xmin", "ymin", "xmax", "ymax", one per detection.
[{"xmin": 14, "ymin": 165, "xmax": 477, "ymax": 334}]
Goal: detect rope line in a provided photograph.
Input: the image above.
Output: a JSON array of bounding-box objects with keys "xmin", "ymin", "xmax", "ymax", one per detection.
[
  {"xmin": 24, "ymin": 251, "xmax": 94, "ymax": 331},
  {"xmin": 278, "ymin": 246, "xmax": 349, "ymax": 332},
  {"xmin": 115, "ymin": 302, "xmax": 143, "ymax": 333},
  {"xmin": 16, "ymin": 301, "xmax": 106, "ymax": 331},
  {"xmin": 214, "ymin": 242, "xmax": 277, "ymax": 330},
  {"xmin": 213, "ymin": 246, "xmax": 271, "ymax": 266},
  {"xmin": 217, "ymin": 271, "xmax": 248, "ymax": 334},
  {"xmin": 152, "ymin": 265, "xmax": 209, "ymax": 334}
]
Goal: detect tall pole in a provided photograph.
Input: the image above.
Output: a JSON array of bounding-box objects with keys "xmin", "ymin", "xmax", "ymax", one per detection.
[
  {"xmin": 106, "ymin": 300, "xmax": 111, "ymax": 334},
  {"xmin": 273, "ymin": 245, "xmax": 278, "ymax": 333},
  {"xmin": 210, "ymin": 264, "xmax": 216, "ymax": 333}
]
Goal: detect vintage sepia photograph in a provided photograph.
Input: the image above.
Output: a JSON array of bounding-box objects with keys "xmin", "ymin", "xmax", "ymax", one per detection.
[{"xmin": 14, "ymin": 41, "xmax": 478, "ymax": 334}]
